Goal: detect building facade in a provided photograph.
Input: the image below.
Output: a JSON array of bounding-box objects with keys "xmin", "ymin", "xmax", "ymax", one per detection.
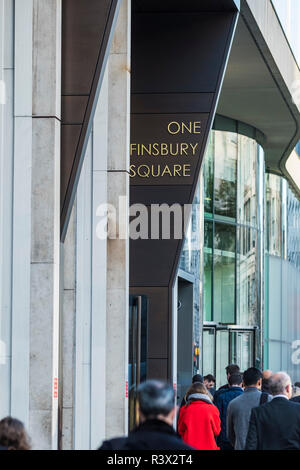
[
  {"xmin": 264, "ymin": 172, "xmax": 300, "ymax": 379},
  {"xmin": 180, "ymin": 118, "xmax": 300, "ymax": 391},
  {"xmin": 180, "ymin": 118, "xmax": 265, "ymax": 389},
  {"xmin": 0, "ymin": 0, "xmax": 300, "ymax": 450}
]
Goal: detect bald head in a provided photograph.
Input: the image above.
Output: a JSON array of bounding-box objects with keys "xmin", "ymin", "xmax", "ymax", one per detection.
[
  {"xmin": 269, "ymin": 372, "xmax": 292, "ymax": 399},
  {"xmin": 262, "ymin": 370, "xmax": 272, "ymax": 380}
]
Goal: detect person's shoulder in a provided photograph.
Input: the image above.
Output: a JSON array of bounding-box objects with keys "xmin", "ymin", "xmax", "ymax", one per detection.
[
  {"xmin": 251, "ymin": 397, "xmax": 274, "ymax": 415},
  {"xmin": 214, "ymin": 387, "xmax": 229, "ymax": 399},
  {"xmin": 218, "ymin": 386, "xmax": 238, "ymax": 400},
  {"xmin": 165, "ymin": 435, "xmax": 194, "ymax": 450},
  {"xmin": 290, "ymin": 395, "xmax": 300, "ymax": 404},
  {"xmin": 214, "ymin": 384, "xmax": 227, "ymax": 395},
  {"xmin": 218, "ymin": 384, "xmax": 228, "ymax": 392},
  {"xmin": 231, "ymin": 387, "xmax": 243, "ymax": 395},
  {"xmin": 227, "ymin": 391, "xmax": 244, "ymax": 409},
  {"xmin": 288, "ymin": 399, "xmax": 300, "ymax": 410},
  {"xmin": 98, "ymin": 437, "xmax": 127, "ymax": 450}
]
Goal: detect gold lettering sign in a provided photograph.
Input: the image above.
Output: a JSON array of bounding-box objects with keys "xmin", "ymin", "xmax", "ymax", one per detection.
[{"xmin": 130, "ymin": 120, "xmax": 201, "ymax": 181}]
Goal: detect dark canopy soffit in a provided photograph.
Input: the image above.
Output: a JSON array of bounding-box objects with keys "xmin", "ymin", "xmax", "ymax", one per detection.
[{"xmin": 60, "ymin": 0, "xmax": 121, "ymax": 240}]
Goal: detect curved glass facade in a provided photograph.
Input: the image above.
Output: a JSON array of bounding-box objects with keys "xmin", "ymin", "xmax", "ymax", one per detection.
[
  {"xmin": 179, "ymin": 118, "xmax": 265, "ymax": 387},
  {"xmin": 203, "ymin": 129, "xmax": 264, "ymax": 328},
  {"xmin": 179, "ymin": 116, "xmax": 300, "ymax": 387}
]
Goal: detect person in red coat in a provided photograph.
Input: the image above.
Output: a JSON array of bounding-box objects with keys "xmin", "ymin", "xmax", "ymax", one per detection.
[{"xmin": 178, "ymin": 382, "xmax": 221, "ymax": 450}]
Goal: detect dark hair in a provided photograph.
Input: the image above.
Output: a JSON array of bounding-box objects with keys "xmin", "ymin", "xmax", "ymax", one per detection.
[
  {"xmin": 204, "ymin": 374, "xmax": 215, "ymax": 383},
  {"xmin": 0, "ymin": 417, "xmax": 31, "ymax": 450},
  {"xmin": 137, "ymin": 380, "xmax": 175, "ymax": 418},
  {"xmin": 229, "ymin": 373, "xmax": 243, "ymax": 386},
  {"xmin": 243, "ymin": 367, "xmax": 263, "ymax": 386},
  {"xmin": 294, "ymin": 382, "xmax": 300, "ymax": 388},
  {"xmin": 225, "ymin": 364, "xmax": 240, "ymax": 376},
  {"xmin": 192, "ymin": 374, "xmax": 203, "ymax": 384}
]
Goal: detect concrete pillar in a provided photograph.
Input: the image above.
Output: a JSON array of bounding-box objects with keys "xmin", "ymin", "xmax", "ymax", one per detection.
[
  {"xmin": 105, "ymin": 0, "xmax": 131, "ymax": 438},
  {"xmin": 0, "ymin": 0, "xmax": 14, "ymax": 419},
  {"xmin": 60, "ymin": 207, "xmax": 76, "ymax": 450},
  {"xmin": 29, "ymin": 0, "xmax": 61, "ymax": 449},
  {"xmin": 10, "ymin": 0, "xmax": 33, "ymax": 429}
]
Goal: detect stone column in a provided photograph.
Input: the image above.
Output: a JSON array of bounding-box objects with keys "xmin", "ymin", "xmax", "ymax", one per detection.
[
  {"xmin": 60, "ymin": 206, "xmax": 76, "ymax": 450},
  {"xmin": 105, "ymin": 0, "xmax": 131, "ymax": 438},
  {"xmin": 29, "ymin": 0, "xmax": 61, "ymax": 449}
]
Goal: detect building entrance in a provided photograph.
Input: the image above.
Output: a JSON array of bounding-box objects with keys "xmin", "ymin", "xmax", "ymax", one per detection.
[
  {"xmin": 176, "ymin": 275, "xmax": 194, "ymax": 405},
  {"xmin": 203, "ymin": 326, "xmax": 256, "ymax": 388},
  {"xmin": 128, "ymin": 295, "xmax": 148, "ymax": 431}
]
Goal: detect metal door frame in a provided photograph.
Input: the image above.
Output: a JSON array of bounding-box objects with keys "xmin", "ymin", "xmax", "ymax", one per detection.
[{"xmin": 203, "ymin": 323, "xmax": 257, "ymax": 378}]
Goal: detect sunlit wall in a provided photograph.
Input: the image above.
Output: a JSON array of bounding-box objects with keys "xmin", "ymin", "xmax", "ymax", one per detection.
[
  {"xmin": 272, "ymin": 0, "xmax": 300, "ymax": 65},
  {"xmin": 265, "ymin": 174, "xmax": 300, "ymax": 383}
]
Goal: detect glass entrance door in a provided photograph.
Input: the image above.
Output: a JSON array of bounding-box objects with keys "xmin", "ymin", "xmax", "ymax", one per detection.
[
  {"xmin": 230, "ymin": 330, "xmax": 254, "ymax": 372},
  {"xmin": 203, "ymin": 326, "xmax": 256, "ymax": 388},
  {"xmin": 216, "ymin": 329, "xmax": 229, "ymax": 388},
  {"xmin": 128, "ymin": 295, "xmax": 148, "ymax": 431},
  {"xmin": 202, "ymin": 328, "xmax": 216, "ymax": 378}
]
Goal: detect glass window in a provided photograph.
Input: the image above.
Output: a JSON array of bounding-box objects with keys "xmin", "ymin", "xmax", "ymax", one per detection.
[
  {"xmin": 214, "ymin": 131, "xmax": 237, "ymax": 221},
  {"xmin": 216, "ymin": 330, "xmax": 229, "ymax": 388},
  {"xmin": 202, "ymin": 329, "xmax": 215, "ymax": 377},
  {"xmin": 204, "ymin": 221, "xmax": 213, "ymax": 321},
  {"xmin": 214, "ymin": 223, "xmax": 236, "ymax": 324},
  {"xmin": 230, "ymin": 331, "xmax": 253, "ymax": 372},
  {"xmin": 237, "ymin": 135, "xmax": 257, "ymax": 227},
  {"xmin": 236, "ymin": 226, "xmax": 258, "ymax": 326},
  {"xmin": 204, "ymin": 133, "xmax": 214, "ymax": 216},
  {"xmin": 265, "ymin": 174, "xmax": 282, "ymax": 257}
]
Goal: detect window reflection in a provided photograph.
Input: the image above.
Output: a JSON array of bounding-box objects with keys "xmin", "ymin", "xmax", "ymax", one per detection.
[
  {"xmin": 179, "ymin": 120, "xmax": 265, "ymax": 380},
  {"xmin": 202, "ymin": 328, "xmax": 215, "ymax": 377},
  {"xmin": 237, "ymin": 226, "xmax": 258, "ymax": 326},
  {"xmin": 265, "ymin": 174, "xmax": 282, "ymax": 257},
  {"xmin": 214, "ymin": 131, "xmax": 237, "ymax": 221},
  {"xmin": 237, "ymin": 135, "xmax": 257, "ymax": 227},
  {"xmin": 204, "ymin": 221, "xmax": 213, "ymax": 321},
  {"xmin": 214, "ymin": 223, "xmax": 236, "ymax": 324},
  {"xmin": 204, "ymin": 133, "xmax": 214, "ymax": 216},
  {"xmin": 201, "ymin": 127, "xmax": 263, "ymax": 327}
]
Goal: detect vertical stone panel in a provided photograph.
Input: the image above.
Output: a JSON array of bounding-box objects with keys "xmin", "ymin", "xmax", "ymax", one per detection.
[
  {"xmin": 105, "ymin": 0, "xmax": 131, "ymax": 439},
  {"xmin": 28, "ymin": 0, "xmax": 62, "ymax": 449}
]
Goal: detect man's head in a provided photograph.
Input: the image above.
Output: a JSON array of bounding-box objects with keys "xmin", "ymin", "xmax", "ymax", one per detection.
[
  {"xmin": 203, "ymin": 374, "xmax": 216, "ymax": 389},
  {"xmin": 262, "ymin": 369, "xmax": 272, "ymax": 392},
  {"xmin": 269, "ymin": 372, "xmax": 293, "ymax": 399},
  {"xmin": 229, "ymin": 373, "xmax": 243, "ymax": 388},
  {"xmin": 192, "ymin": 374, "xmax": 203, "ymax": 384},
  {"xmin": 137, "ymin": 380, "xmax": 176, "ymax": 426},
  {"xmin": 262, "ymin": 369, "xmax": 272, "ymax": 380},
  {"xmin": 243, "ymin": 367, "xmax": 263, "ymax": 389},
  {"xmin": 225, "ymin": 364, "xmax": 240, "ymax": 382}
]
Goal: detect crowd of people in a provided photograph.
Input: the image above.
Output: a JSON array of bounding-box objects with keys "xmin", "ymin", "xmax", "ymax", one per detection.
[
  {"xmin": 1, "ymin": 365, "xmax": 300, "ymax": 450},
  {"xmin": 101, "ymin": 365, "xmax": 300, "ymax": 451}
]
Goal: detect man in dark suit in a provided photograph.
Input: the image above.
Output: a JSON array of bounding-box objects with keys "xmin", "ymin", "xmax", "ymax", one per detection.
[
  {"xmin": 245, "ymin": 372, "xmax": 300, "ymax": 450},
  {"xmin": 99, "ymin": 380, "xmax": 193, "ymax": 450}
]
